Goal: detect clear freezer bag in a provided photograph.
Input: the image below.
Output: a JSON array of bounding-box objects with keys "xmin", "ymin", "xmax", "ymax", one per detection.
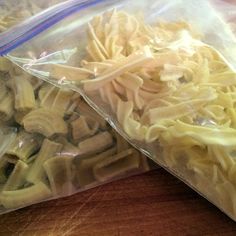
[
  {"xmin": 211, "ymin": 0, "xmax": 236, "ymax": 33},
  {"xmin": 0, "ymin": 0, "xmax": 70, "ymax": 33},
  {"xmin": 0, "ymin": 58, "xmax": 153, "ymax": 213},
  {"xmin": 3, "ymin": 0, "xmax": 236, "ymax": 220}
]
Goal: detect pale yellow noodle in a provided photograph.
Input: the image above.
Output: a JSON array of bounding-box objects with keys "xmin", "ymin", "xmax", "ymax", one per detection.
[
  {"xmin": 93, "ymin": 148, "xmax": 141, "ymax": 181},
  {"xmin": 10, "ymin": 76, "xmax": 36, "ymax": 111},
  {"xmin": 71, "ymin": 115, "xmax": 99, "ymax": 142},
  {"xmin": 0, "ymin": 92, "xmax": 14, "ymax": 121},
  {"xmin": 50, "ymin": 64, "xmax": 94, "ymax": 82},
  {"xmin": 56, "ymin": 137, "xmax": 82, "ymax": 157},
  {"xmin": 74, "ymin": 147, "xmax": 117, "ymax": 187},
  {"xmin": 38, "ymin": 83, "xmax": 75, "ymax": 114},
  {"xmin": 78, "ymin": 131, "xmax": 114, "ymax": 156},
  {"xmin": 0, "ymin": 58, "xmax": 11, "ymax": 72},
  {"xmin": 26, "ymin": 139, "xmax": 63, "ymax": 183},
  {"xmin": 3, "ymin": 160, "xmax": 28, "ymax": 191},
  {"xmin": 44, "ymin": 156, "xmax": 75, "ymax": 197},
  {"xmin": 162, "ymin": 121, "xmax": 236, "ymax": 146},
  {"xmin": 82, "ymin": 46, "xmax": 153, "ymax": 91},
  {"xmin": 6, "ymin": 131, "xmax": 43, "ymax": 161},
  {"xmin": 0, "ymin": 182, "xmax": 52, "ymax": 209},
  {"xmin": 22, "ymin": 108, "xmax": 68, "ymax": 137}
]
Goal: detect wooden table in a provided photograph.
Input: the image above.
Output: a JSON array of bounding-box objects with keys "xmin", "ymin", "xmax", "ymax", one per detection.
[{"xmin": 0, "ymin": 169, "xmax": 235, "ymax": 236}]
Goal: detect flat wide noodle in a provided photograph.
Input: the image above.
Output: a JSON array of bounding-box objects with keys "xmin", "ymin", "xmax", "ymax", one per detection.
[{"xmin": 50, "ymin": 10, "xmax": 236, "ymax": 219}]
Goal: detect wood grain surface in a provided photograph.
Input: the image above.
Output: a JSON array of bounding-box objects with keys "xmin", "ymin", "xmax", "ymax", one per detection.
[{"xmin": 0, "ymin": 169, "xmax": 235, "ymax": 236}]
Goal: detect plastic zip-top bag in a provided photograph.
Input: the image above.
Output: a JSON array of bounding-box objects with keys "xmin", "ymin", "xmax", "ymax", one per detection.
[
  {"xmin": 0, "ymin": 58, "xmax": 154, "ymax": 214},
  {"xmin": 0, "ymin": 0, "xmax": 70, "ymax": 33},
  {"xmin": 2, "ymin": 0, "xmax": 236, "ymax": 220},
  {"xmin": 210, "ymin": 0, "xmax": 236, "ymax": 33}
]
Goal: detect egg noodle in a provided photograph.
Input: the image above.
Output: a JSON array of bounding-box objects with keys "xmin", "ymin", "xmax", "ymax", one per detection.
[{"xmin": 51, "ymin": 10, "xmax": 236, "ymax": 218}]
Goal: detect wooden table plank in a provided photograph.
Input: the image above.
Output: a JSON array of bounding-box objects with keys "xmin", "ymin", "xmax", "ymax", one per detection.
[{"xmin": 0, "ymin": 169, "xmax": 235, "ymax": 236}]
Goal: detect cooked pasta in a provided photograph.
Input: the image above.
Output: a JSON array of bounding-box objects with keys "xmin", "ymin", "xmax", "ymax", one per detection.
[
  {"xmin": 0, "ymin": 58, "xmax": 11, "ymax": 72},
  {"xmin": 50, "ymin": 64, "xmax": 94, "ymax": 82},
  {"xmin": 38, "ymin": 83, "xmax": 75, "ymax": 114},
  {"xmin": 93, "ymin": 148, "xmax": 141, "ymax": 181},
  {"xmin": 0, "ymin": 58, "xmax": 151, "ymax": 210},
  {"xmin": 6, "ymin": 131, "xmax": 43, "ymax": 161},
  {"xmin": 43, "ymin": 156, "xmax": 75, "ymax": 196},
  {"xmin": 0, "ymin": 182, "xmax": 52, "ymax": 209},
  {"xmin": 26, "ymin": 139, "xmax": 63, "ymax": 183},
  {"xmin": 0, "ymin": 92, "xmax": 14, "ymax": 121},
  {"xmin": 47, "ymin": 10, "xmax": 236, "ymax": 219},
  {"xmin": 78, "ymin": 131, "xmax": 114, "ymax": 155},
  {"xmin": 22, "ymin": 108, "xmax": 68, "ymax": 137},
  {"xmin": 3, "ymin": 160, "xmax": 28, "ymax": 191},
  {"xmin": 8, "ymin": 76, "xmax": 36, "ymax": 111},
  {"xmin": 71, "ymin": 115, "xmax": 99, "ymax": 141},
  {"xmin": 75, "ymin": 147, "xmax": 117, "ymax": 187},
  {"xmin": 57, "ymin": 137, "xmax": 82, "ymax": 157}
]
